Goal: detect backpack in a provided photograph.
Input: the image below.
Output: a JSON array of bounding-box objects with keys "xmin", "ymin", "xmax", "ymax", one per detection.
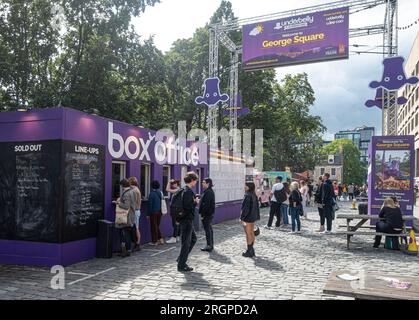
[
  {"xmin": 170, "ymin": 188, "xmax": 186, "ymax": 222},
  {"xmin": 274, "ymin": 186, "xmax": 287, "ymax": 203}
]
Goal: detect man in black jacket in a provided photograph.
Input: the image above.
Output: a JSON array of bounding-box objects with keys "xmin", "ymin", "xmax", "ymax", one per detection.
[
  {"xmin": 315, "ymin": 176, "xmax": 325, "ymax": 232},
  {"xmin": 321, "ymin": 173, "xmax": 336, "ymax": 234},
  {"xmin": 199, "ymin": 178, "xmax": 216, "ymax": 252},
  {"xmin": 177, "ymin": 172, "xmax": 199, "ymax": 272}
]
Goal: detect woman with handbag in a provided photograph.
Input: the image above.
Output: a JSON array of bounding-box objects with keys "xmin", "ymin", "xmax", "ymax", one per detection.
[
  {"xmin": 289, "ymin": 182, "xmax": 303, "ymax": 234},
  {"xmin": 240, "ymin": 182, "xmax": 260, "ymax": 258},
  {"xmin": 115, "ymin": 179, "xmax": 136, "ymax": 257},
  {"xmin": 147, "ymin": 181, "xmax": 164, "ymax": 246}
]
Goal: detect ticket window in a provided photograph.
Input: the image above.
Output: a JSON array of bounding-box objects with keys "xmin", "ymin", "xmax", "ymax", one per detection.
[
  {"xmin": 162, "ymin": 165, "xmax": 171, "ymax": 198},
  {"xmin": 140, "ymin": 163, "xmax": 151, "ymax": 200},
  {"xmin": 112, "ymin": 161, "xmax": 126, "ymax": 201},
  {"xmin": 181, "ymin": 166, "xmax": 188, "ymax": 187}
]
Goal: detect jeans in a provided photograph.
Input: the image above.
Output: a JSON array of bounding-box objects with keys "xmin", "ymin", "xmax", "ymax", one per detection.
[
  {"xmin": 268, "ymin": 201, "xmax": 281, "ymax": 227},
  {"xmin": 178, "ymin": 219, "xmax": 197, "ymax": 268},
  {"xmin": 374, "ymin": 222, "xmax": 399, "ymax": 246},
  {"xmin": 202, "ymin": 215, "xmax": 214, "ymax": 247},
  {"xmin": 318, "ymin": 207, "xmax": 325, "ymax": 226},
  {"xmin": 349, "ymin": 193, "xmax": 354, "ymax": 200},
  {"xmin": 281, "ymin": 204, "xmax": 289, "ymax": 225},
  {"xmin": 170, "ymin": 213, "xmax": 181, "ymax": 238},
  {"xmin": 119, "ymin": 227, "xmax": 132, "ymax": 252},
  {"xmin": 289, "ymin": 206, "xmax": 301, "ymax": 232},
  {"xmin": 323, "ymin": 204, "xmax": 334, "ymax": 232},
  {"xmin": 150, "ymin": 212, "xmax": 162, "ymax": 243}
]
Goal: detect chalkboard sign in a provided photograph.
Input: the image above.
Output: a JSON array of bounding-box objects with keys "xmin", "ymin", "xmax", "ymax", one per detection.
[
  {"xmin": 62, "ymin": 141, "xmax": 105, "ymax": 242},
  {"xmin": 0, "ymin": 141, "xmax": 61, "ymax": 242}
]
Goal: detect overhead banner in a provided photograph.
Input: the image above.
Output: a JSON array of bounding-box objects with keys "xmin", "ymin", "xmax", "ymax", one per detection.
[
  {"xmin": 368, "ymin": 136, "xmax": 415, "ymax": 220},
  {"xmin": 242, "ymin": 7, "xmax": 349, "ymax": 71}
]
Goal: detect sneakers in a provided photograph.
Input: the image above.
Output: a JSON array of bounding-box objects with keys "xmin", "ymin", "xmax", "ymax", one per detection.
[
  {"xmin": 264, "ymin": 225, "xmax": 273, "ymax": 230},
  {"xmin": 149, "ymin": 242, "xmax": 159, "ymax": 246},
  {"xmin": 176, "ymin": 236, "xmax": 180, "ymax": 243},
  {"xmin": 242, "ymin": 248, "xmax": 255, "ymax": 258},
  {"xmin": 166, "ymin": 237, "xmax": 177, "ymax": 244},
  {"xmin": 200, "ymin": 246, "xmax": 213, "ymax": 252},
  {"xmin": 322, "ymin": 230, "xmax": 333, "ymax": 235}
]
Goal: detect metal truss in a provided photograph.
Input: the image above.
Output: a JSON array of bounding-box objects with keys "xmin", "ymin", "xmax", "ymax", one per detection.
[{"xmin": 208, "ymin": 0, "xmax": 398, "ymax": 139}]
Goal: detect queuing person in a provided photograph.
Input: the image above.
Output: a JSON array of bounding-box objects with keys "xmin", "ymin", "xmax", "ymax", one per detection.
[
  {"xmin": 166, "ymin": 179, "xmax": 181, "ymax": 244},
  {"xmin": 289, "ymin": 182, "xmax": 303, "ymax": 234},
  {"xmin": 199, "ymin": 178, "xmax": 216, "ymax": 252},
  {"xmin": 280, "ymin": 181, "xmax": 290, "ymax": 226},
  {"xmin": 240, "ymin": 181, "xmax": 260, "ymax": 258},
  {"xmin": 315, "ymin": 176, "xmax": 325, "ymax": 233},
  {"xmin": 265, "ymin": 176, "xmax": 284, "ymax": 229},
  {"xmin": 300, "ymin": 180, "xmax": 309, "ymax": 219},
  {"xmin": 321, "ymin": 173, "xmax": 336, "ymax": 234},
  {"xmin": 177, "ymin": 172, "xmax": 199, "ymax": 272},
  {"xmin": 147, "ymin": 181, "xmax": 164, "ymax": 246},
  {"xmin": 338, "ymin": 183, "xmax": 343, "ymax": 201},
  {"xmin": 373, "ymin": 198, "xmax": 403, "ymax": 248},
  {"xmin": 342, "ymin": 184, "xmax": 348, "ymax": 202},
  {"xmin": 128, "ymin": 177, "xmax": 142, "ymax": 251},
  {"xmin": 348, "ymin": 183, "xmax": 355, "ymax": 201},
  {"xmin": 308, "ymin": 182, "xmax": 314, "ymax": 207},
  {"xmin": 115, "ymin": 179, "xmax": 136, "ymax": 257}
]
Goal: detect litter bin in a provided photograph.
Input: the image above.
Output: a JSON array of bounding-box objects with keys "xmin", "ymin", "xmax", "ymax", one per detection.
[
  {"xmin": 358, "ymin": 203, "xmax": 368, "ymax": 215},
  {"xmin": 96, "ymin": 220, "xmax": 114, "ymax": 258}
]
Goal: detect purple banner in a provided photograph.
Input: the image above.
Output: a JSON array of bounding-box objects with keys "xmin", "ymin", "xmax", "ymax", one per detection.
[
  {"xmin": 242, "ymin": 7, "xmax": 349, "ymax": 71},
  {"xmin": 368, "ymin": 136, "xmax": 415, "ymax": 218}
]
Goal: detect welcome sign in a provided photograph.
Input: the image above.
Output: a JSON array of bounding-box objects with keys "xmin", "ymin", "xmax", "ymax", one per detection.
[{"xmin": 242, "ymin": 7, "xmax": 349, "ymax": 70}]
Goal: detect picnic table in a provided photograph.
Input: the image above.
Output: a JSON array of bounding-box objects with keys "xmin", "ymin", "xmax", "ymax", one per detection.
[
  {"xmin": 336, "ymin": 214, "xmax": 415, "ymax": 249},
  {"xmin": 323, "ymin": 270, "xmax": 419, "ymax": 300}
]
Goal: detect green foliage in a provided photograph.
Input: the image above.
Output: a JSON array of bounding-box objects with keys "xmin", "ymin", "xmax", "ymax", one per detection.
[{"xmin": 321, "ymin": 139, "xmax": 367, "ymax": 185}]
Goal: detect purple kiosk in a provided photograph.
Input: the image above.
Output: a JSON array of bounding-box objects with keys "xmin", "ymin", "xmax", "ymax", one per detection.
[{"xmin": 0, "ymin": 107, "xmax": 242, "ymax": 267}]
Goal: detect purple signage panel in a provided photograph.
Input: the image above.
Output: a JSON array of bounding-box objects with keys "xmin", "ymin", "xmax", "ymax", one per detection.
[
  {"xmin": 242, "ymin": 7, "xmax": 349, "ymax": 71},
  {"xmin": 368, "ymin": 136, "xmax": 415, "ymax": 219}
]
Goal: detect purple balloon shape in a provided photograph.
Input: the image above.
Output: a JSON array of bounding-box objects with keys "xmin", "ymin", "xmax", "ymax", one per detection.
[{"xmin": 195, "ymin": 77, "xmax": 229, "ymax": 107}]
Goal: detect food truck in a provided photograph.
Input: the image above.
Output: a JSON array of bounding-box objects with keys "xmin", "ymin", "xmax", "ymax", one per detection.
[{"xmin": 0, "ymin": 107, "xmax": 244, "ymax": 267}]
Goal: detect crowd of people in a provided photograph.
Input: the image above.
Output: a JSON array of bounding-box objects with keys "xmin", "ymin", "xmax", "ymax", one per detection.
[{"xmin": 114, "ymin": 170, "xmax": 397, "ymax": 273}]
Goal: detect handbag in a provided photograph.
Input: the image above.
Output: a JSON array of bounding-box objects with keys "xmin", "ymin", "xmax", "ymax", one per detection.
[
  {"xmin": 161, "ymin": 191, "xmax": 168, "ymax": 215},
  {"xmin": 115, "ymin": 205, "xmax": 129, "ymax": 225}
]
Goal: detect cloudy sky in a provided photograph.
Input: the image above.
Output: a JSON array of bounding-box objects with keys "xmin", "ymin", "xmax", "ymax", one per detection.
[{"xmin": 133, "ymin": 0, "xmax": 419, "ymax": 139}]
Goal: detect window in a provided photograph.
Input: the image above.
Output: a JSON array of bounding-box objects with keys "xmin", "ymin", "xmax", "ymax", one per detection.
[
  {"xmin": 112, "ymin": 161, "xmax": 126, "ymax": 201},
  {"xmin": 320, "ymin": 168, "xmax": 325, "ymax": 175},
  {"xmin": 140, "ymin": 163, "xmax": 151, "ymax": 199},
  {"xmin": 196, "ymin": 168, "xmax": 203, "ymax": 194},
  {"xmin": 331, "ymin": 168, "xmax": 336, "ymax": 176},
  {"xmin": 162, "ymin": 165, "xmax": 171, "ymax": 197},
  {"xmin": 181, "ymin": 166, "xmax": 188, "ymax": 187}
]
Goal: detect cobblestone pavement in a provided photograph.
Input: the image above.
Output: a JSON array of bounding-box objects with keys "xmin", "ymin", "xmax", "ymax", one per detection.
[{"xmin": 1, "ymin": 202, "xmax": 418, "ymax": 300}]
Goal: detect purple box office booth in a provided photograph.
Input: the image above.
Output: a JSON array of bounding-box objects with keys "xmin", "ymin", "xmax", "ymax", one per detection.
[{"xmin": 0, "ymin": 107, "xmax": 242, "ymax": 267}]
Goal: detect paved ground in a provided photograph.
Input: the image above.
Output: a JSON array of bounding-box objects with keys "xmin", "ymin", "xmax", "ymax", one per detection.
[{"xmin": 1, "ymin": 202, "xmax": 418, "ymax": 300}]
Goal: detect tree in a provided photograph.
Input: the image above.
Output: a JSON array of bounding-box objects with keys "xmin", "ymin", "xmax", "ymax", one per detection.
[{"xmin": 321, "ymin": 139, "xmax": 367, "ymax": 185}]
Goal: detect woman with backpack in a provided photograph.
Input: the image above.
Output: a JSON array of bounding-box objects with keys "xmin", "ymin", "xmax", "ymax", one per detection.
[
  {"xmin": 147, "ymin": 181, "xmax": 164, "ymax": 246},
  {"xmin": 240, "ymin": 182, "xmax": 260, "ymax": 258},
  {"xmin": 289, "ymin": 181, "xmax": 303, "ymax": 234},
  {"xmin": 166, "ymin": 179, "xmax": 181, "ymax": 244}
]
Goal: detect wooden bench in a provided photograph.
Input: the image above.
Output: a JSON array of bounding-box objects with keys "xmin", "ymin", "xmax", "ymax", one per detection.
[
  {"xmin": 324, "ymin": 270, "xmax": 419, "ymax": 300},
  {"xmin": 336, "ymin": 214, "xmax": 415, "ymax": 249}
]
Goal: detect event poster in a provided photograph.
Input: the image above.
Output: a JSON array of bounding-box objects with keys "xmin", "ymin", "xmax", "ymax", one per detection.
[
  {"xmin": 242, "ymin": 7, "xmax": 349, "ymax": 70},
  {"xmin": 368, "ymin": 136, "xmax": 415, "ymax": 218}
]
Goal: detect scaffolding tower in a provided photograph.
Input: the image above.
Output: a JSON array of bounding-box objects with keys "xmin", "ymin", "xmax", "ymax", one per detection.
[{"xmin": 208, "ymin": 0, "xmax": 398, "ymax": 140}]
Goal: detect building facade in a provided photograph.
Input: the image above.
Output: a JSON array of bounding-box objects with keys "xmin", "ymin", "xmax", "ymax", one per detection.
[
  {"xmin": 335, "ymin": 126, "xmax": 375, "ymax": 164},
  {"xmin": 397, "ymin": 32, "xmax": 419, "ymax": 176},
  {"xmin": 314, "ymin": 154, "xmax": 343, "ymax": 182}
]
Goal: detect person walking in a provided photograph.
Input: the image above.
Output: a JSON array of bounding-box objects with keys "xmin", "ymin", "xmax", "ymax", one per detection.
[
  {"xmin": 177, "ymin": 172, "xmax": 199, "ymax": 272},
  {"xmin": 240, "ymin": 181, "xmax": 260, "ymax": 258},
  {"xmin": 147, "ymin": 181, "xmax": 164, "ymax": 246},
  {"xmin": 129, "ymin": 177, "xmax": 142, "ymax": 251},
  {"xmin": 115, "ymin": 179, "xmax": 136, "ymax": 257},
  {"xmin": 166, "ymin": 179, "xmax": 181, "ymax": 244},
  {"xmin": 321, "ymin": 173, "xmax": 336, "ymax": 234},
  {"xmin": 300, "ymin": 180, "xmax": 309, "ymax": 219},
  {"xmin": 289, "ymin": 182, "xmax": 303, "ymax": 233},
  {"xmin": 348, "ymin": 183, "xmax": 355, "ymax": 201},
  {"xmin": 315, "ymin": 176, "xmax": 325, "ymax": 232},
  {"xmin": 264, "ymin": 176, "xmax": 284, "ymax": 229},
  {"xmin": 342, "ymin": 184, "xmax": 348, "ymax": 202},
  {"xmin": 280, "ymin": 181, "xmax": 290, "ymax": 226},
  {"xmin": 373, "ymin": 198, "xmax": 403, "ymax": 248},
  {"xmin": 199, "ymin": 178, "xmax": 216, "ymax": 252}
]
